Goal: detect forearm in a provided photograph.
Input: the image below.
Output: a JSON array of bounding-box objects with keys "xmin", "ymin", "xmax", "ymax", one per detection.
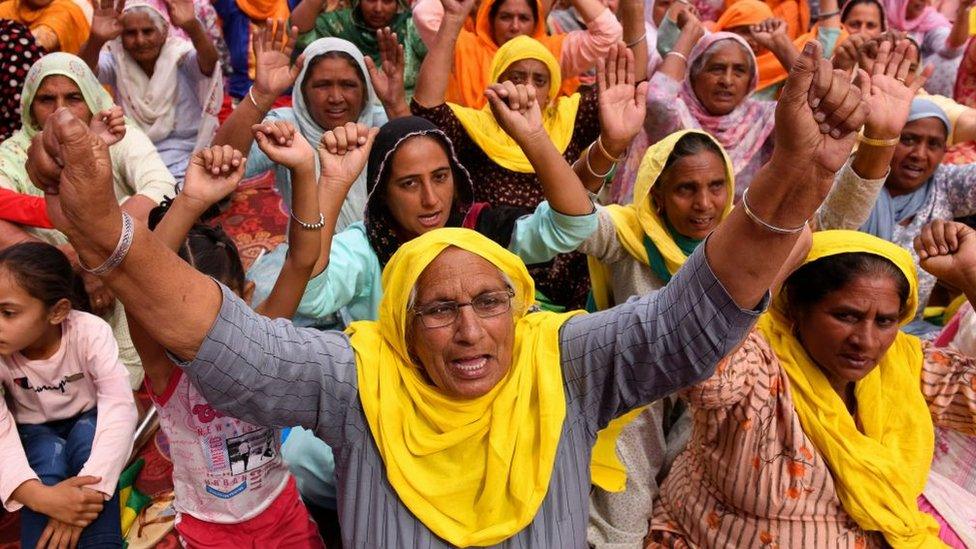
[
  {"xmin": 658, "ymin": 30, "xmax": 694, "ymax": 83},
  {"xmin": 9, "ymin": 480, "xmax": 46, "ymax": 513},
  {"xmin": 212, "ymin": 94, "xmax": 272, "ymax": 153},
  {"xmin": 257, "ymin": 163, "xmax": 320, "ymax": 319},
  {"xmin": 184, "ymin": 21, "xmax": 220, "ymax": 76},
  {"xmin": 620, "ymin": 0, "xmax": 648, "ymax": 81},
  {"xmin": 520, "ymin": 133, "xmax": 593, "ymax": 216},
  {"xmin": 948, "ymin": 10, "xmax": 970, "ymax": 49},
  {"xmin": 706, "ymin": 154, "xmax": 826, "ymax": 309},
  {"xmin": 66, "ymin": 214, "xmax": 222, "ymax": 361},
  {"xmin": 153, "ymin": 194, "xmax": 208, "ymax": 251},
  {"xmin": 413, "ymin": 14, "xmax": 465, "ymax": 108},
  {"xmin": 78, "ymin": 38, "xmax": 107, "ymax": 74},
  {"xmin": 955, "ymin": 109, "xmax": 976, "ymax": 143},
  {"xmin": 572, "ymin": 137, "xmax": 626, "ymax": 193},
  {"xmin": 816, "ymin": 159, "xmax": 886, "ymax": 230},
  {"xmin": 290, "ymin": 0, "xmax": 325, "ymax": 32},
  {"xmin": 818, "ymin": 0, "xmax": 841, "ymax": 27},
  {"xmin": 768, "ymin": 34, "xmax": 799, "ymax": 70},
  {"xmin": 573, "ymin": 0, "xmax": 609, "ymax": 24},
  {"xmin": 0, "ymin": 219, "xmax": 42, "ymax": 248},
  {"xmin": 310, "ymin": 179, "xmax": 350, "ymax": 276},
  {"xmin": 79, "ymin": 377, "xmax": 138, "ymax": 496}
]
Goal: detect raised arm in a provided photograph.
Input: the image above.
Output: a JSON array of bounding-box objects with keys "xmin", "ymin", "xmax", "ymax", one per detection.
[
  {"xmin": 165, "ymin": 0, "xmax": 220, "ymax": 76},
  {"xmin": 706, "ymin": 41, "xmax": 870, "ymax": 309},
  {"xmin": 249, "ymin": 121, "xmax": 322, "ymax": 318},
  {"xmin": 211, "ymin": 20, "xmax": 303, "ymax": 155},
  {"xmin": 366, "ymin": 27, "xmax": 411, "ymax": 119},
  {"xmin": 79, "ymin": 0, "xmax": 124, "ymax": 73},
  {"xmin": 290, "ymin": 0, "xmax": 327, "ymax": 33},
  {"xmin": 751, "ymin": 18, "xmax": 799, "ymax": 70},
  {"xmin": 947, "ymin": 0, "xmax": 975, "ymax": 50},
  {"xmin": 643, "ymin": 10, "xmax": 701, "ymax": 140},
  {"xmin": 574, "ymin": 43, "xmax": 647, "ymax": 193},
  {"xmin": 412, "ymin": 0, "xmax": 476, "ymax": 108},
  {"xmin": 558, "ymin": 0, "xmax": 623, "ymax": 78},
  {"xmin": 619, "ymin": 0, "xmax": 648, "ymax": 82}
]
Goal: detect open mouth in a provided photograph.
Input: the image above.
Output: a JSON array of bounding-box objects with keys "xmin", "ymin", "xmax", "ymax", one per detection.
[
  {"xmin": 417, "ymin": 211, "xmax": 443, "ymax": 228},
  {"xmin": 687, "ymin": 216, "xmax": 715, "ymax": 230},
  {"xmin": 900, "ymin": 163, "xmax": 925, "ymax": 179},
  {"xmin": 450, "ymin": 355, "xmax": 491, "ymax": 378}
]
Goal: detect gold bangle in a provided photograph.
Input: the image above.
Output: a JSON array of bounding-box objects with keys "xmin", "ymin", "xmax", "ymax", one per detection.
[
  {"xmin": 857, "ymin": 133, "xmax": 899, "ymax": 147},
  {"xmin": 596, "ymin": 136, "xmax": 625, "ymax": 162}
]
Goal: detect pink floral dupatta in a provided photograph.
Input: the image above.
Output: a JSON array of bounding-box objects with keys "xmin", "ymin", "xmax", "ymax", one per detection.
[{"xmin": 676, "ymin": 32, "xmax": 776, "ymax": 181}]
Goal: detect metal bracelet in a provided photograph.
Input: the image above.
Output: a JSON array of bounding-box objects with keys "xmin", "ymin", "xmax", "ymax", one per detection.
[
  {"xmin": 626, "ymin": 32, "xmax": 647, "ymax": 48},
  {"xmin": 79, "ymin": 212, "xmax": 134, "ymax": 276},
  {"xmin": 291, "ymin": 211, "xmax": 326, "ymax": 230},
  {"xmin": 584, "ymin": 143, "xmax": 615, "ymax": 179},
  {"xmin": 740, "ymin": 187, "xmax": 806, "ymax": 235}
]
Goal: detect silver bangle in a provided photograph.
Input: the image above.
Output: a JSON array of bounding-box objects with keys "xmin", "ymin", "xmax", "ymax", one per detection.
[
  {"xmin": 665, "ymin": 50, "xmax": 688, "ymax": 64},
  {"xmin": 584, "ymin": 143, "xmax": 615, "ymax": 179},
  {"xmin": 291, "ymin": 211, "xmax": 325, "ymax": 230},
  {"xmin": 626, "ymin": 32, "xmax": 647, "ymax": 48},
  {"xmin": 740, "ymin": 187, "xmax": 806, "ymax": 235},
  {"xmin": 79, "ymin": 212, "xmax": 134, "ymax": 275}
]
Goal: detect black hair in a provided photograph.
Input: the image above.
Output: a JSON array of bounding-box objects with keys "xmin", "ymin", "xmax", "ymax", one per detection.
[
  {"xmin": 148, "ymin": 200, "xmax": 247, "ymax": 294},
  {"xmin": 654, "ymin": 133, "xmax": 725, "ymax": 192},
  {"xmin": 0, "ymin": 242, "xmax": 89, "ymax": 311},
  {"xmin": 489, "ymin": 0, "xmax": 539, "ymax": 27},
  {"xmin": 783, "ymin": 252, "xmax": 911, "ymax": 318}
]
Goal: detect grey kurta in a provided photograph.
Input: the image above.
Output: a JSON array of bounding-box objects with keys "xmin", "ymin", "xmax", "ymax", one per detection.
[{"xmin": 177, "ymin": 247, "xmax": 763, "ymax": 547}]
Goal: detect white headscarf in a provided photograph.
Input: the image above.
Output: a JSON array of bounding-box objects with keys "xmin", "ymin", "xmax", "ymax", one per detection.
[
  {"xmin": 293, "ymin": 37, "xmax": 379, "ymax": 229},
  {"xmin": 107, "ymin": 2, "xmax": 222, "ymax": 149}
]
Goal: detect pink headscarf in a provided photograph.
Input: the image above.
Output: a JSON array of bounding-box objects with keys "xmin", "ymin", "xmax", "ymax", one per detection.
[
  {"xmin": 677, "ymin": 32, "xmax": 776, "ymax": 179},
  {"xmin": 883, "ymin": 0, "xmax": 950, "ymax": 33}
]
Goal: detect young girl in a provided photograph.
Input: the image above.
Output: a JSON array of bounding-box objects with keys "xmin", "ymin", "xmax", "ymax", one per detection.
[
  {"xmin": 126, "ymin": 132, "xmax": 326, "ymax": 547},
  {"xmin": 0, "ymin": 242, "xmax": 138, "ymax": 548}
]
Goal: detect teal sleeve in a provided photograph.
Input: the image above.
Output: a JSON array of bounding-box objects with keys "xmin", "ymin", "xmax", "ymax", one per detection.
[
  {"xmin": 508, "ymin": 201, "xmax": 598, "ymax": 265},
  {"xmin": 817, "ymin": 27, "xmax": 842, "ymax": 58},
  {"xmin": 295, "ymin": 227, "xmax": 378, "ymax": 320}
]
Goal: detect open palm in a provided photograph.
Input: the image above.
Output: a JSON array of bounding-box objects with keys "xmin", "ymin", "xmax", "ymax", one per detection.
[
  {"xmin": 597, "ymin": 43, "xmax": 647, "ymax": 150},
  {"xmin": 862, "ymin": 40, "xmax": 932, "ymax": 137},
  {"xmin": 253, "ymin": 20, "xmax": 303, "ymax": 98}
]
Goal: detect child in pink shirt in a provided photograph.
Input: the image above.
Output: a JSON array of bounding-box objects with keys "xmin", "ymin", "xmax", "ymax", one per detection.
[
  {"xmin": 127, "ymin": 136, "xmax": 325, "ymax": 548},
  {"xmin": 0, "ymin": 241, "xmax": 138, "ymax": 548}
]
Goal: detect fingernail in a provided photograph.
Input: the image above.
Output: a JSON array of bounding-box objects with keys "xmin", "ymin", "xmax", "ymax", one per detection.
[
  {"xmin": 803, "ymin": 42, "xmax": 815, "ymax": 54},
  {"xmin": 813, "ymin": 111, "xmax": 826, "ymax": 122},
  {"xmin": 830, "ymin": 129, "xmax": 841, "ymax": 138},
  {"xmin": 819, "ymin": 122, "xmax": 830, "ymax": 133},
  {"xmin": 811, "ymin": 97, "xmax": 821, "ymax": 108}
]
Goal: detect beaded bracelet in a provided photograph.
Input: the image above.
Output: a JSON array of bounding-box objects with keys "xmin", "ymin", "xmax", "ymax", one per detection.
[
  {"xmin": 740, "ymin": 188, "xmax": 806, "ymax": 235},
  {"xmin": 291, "ymin": 211, "xmax": 326, "ymax": 230},
  {"xmin": 79, "ymin": 212, "xmax": 134, "ymax": 276}
]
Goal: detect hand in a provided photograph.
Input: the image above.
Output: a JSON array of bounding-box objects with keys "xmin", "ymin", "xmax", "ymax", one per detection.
[
  {"xmin": 668, "ymin": 1, "xmax": 700, "ymax": 28},
  {"xmin": 252, "ymin": 20, "xmax": 305, "ymax": 103},
  {"xmin": 163, "ymin": 0, "xmax": 197, "ymax": 29},
  {"xmin": 89, "ymin": 0, "xmax": 124, "ymax": 43},
  {"xmin": 252, "ymin": 121, "xmax": 314, "ymax": 170},
  {"xmin": 675, "ymin": 9, "xmax": 704, "ymax": 50},
  {"xmin": 773, "ymin": 41, "xmax": 871, "ymax": 180},
  {"xmin": 180, "ymin": 145, "xmax": 246, "ymax": 212},
  {"xmin": 89, "ymin": 107, "xmax": 126, "ymax": 146},
  {"xmin": 916, "ymin": 220, "xmax": 976, "ymax": 291},
  {"xmin": 861, "ymin": 39, "xmax": 933, "ymax": 138},
  {"xmin": 37, "ymin": 518, "xmax": 83, "ymax": 549},
  {"xmin": 596, "ymin": 42, "xmax": 648, "ymax": 156},
  {"xmin": 441, "ymin": 0, "xmax": 477, "ymax": 18},
  {"xmin": 486, "ymin": 81, "xmax": 543, "ymax": 143},
  {"xmin": 831, "ymin": 33, "xmax": 869, "ymax": 72},
  {"xmin": 27, "ymin": 109, "xmax": 119, "ymax": 237},
  {"xmin": 317, "ymin": 122, "xmax": 379, "ymax": 190},
  {"xmin": 83, "ymin": 272, "xmax": 116, "ymax": 316},
  {"xmin": 749, "ymin": 18, "xmax": 788, "ymax": 52},
  {"xmin": 365, "ymin": 27, "xmax": 406, "ymax": 110},
  {"xmin": 32, "ymin": 477, "xmax": 104, "ymax": 527}
]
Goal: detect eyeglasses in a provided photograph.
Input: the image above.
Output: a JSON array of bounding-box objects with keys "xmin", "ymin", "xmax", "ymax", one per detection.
[{"xmin": 411, "ymin": 288, "xmax": 516, "ymax": 329}]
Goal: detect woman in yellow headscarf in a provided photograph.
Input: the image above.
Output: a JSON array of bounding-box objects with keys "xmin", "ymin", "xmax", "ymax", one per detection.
[
  {"xmin": 412, "ymin": 38, "xmax": 647, "ymax": 310},
  {"xmin": 0, "ymin": 0, "xmax": 90, "ymax": 52},
  {"xmin": 646, "ymin": 228, "xmax": 976, "ymax": 548}
]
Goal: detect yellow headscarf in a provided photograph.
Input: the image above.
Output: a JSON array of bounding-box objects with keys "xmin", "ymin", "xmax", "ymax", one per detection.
[
  {"xmin": 346, "ymin": 228, "xmax": 581, "ymax": 547},
  {"xmin": 448, "ymin": 36, "xmax": 581, "ymax": 173},
  {"xmin": 757, "ymin": 230, "xmax": 942, "ymax": 549},
  {"xmin": 588, "ymin": 131, "xmax": 735, "ymax": 492}
]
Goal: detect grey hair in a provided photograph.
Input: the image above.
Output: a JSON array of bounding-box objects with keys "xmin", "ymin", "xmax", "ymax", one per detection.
[
  {"xmin": 689, "ymin": 38, "xmax": 755, "ymax": 81},
  {"xmin": 123, "ymin": 5, "xmax": 169, "ymax": 33}
]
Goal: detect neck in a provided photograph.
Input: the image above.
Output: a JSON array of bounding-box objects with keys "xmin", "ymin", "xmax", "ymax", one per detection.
[
  {"xmin": 138, "ymin": 59, "xmax": 156, "ymax": 77},
  {"xmin": 826, "ymin": 374, "xmax": 857, "ymax": 414},
  {"xmin": 22, "ymin": 322, "xmax": 62, "ymax": 361}
]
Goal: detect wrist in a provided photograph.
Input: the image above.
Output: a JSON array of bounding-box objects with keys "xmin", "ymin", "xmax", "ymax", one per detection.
[
  {"xmin": 249, "ymin": 87, "xmax": 279, "ymax": 110},
  {"xmin": 290, "ymin": 160, "xmax": 316, "ymax": 178},
  {"xmin": 171, "ymin": 192, "xmax": 211, "ymax": 217},
  {"xmin": 599, "ymin": 134, "xmax": 629, "ymax": 159},
  {"xmin": 12, "ymin": 480, "xmax": 48, "ymax": 512}
]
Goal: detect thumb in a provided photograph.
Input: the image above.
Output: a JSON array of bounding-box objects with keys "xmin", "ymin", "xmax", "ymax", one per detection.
[
  {"xmin": 49, "ymin": 108, "xmax": 100, "ymax": 159},
  {"xmin": 66, "ymin": 476, "xmax": 102, "ymax": 487},
  {"xmin": 781, "ymin": 41, "xmax": 822, "ymax": 103}
]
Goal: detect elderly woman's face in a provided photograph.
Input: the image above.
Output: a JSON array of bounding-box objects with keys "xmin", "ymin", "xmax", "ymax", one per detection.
[
  {"xmin": 121, "ymin": 12, "xmax": 167, "ymax": 67},
  {"xmin": 843, "ymin": 2, "xmax": 884, "ymax": 37},
  {"xmin": 30, "ymin": 76, "xmax": 92, "ymax": 129},
  {"xmin": 385, "ymin": 135, "xmax": 456, "ymax": 239},
  {"xmin": 889, "ymin": 117, "xmax": 947, "ymax": 195},
  {"xmin": 496, "ymin": 59, "xmax": 551, "ymax": 111},
  {"xmin": 792, "ymin": 275, "xmax": 902, "ymax": 386},
  {"xmin": 691, "ymin": 41, "xmax": 752, "ymax": 116},
  {"xmin": 303, "ymin": 57, "xmax": 367, "ymax": 130},
  {"xmin": 409, "ymin": 247, "xmax": 516, "ymax": 399},
  {"xmin": 653, "ymin": 150, "xmax": 728, "ymax": 240}
]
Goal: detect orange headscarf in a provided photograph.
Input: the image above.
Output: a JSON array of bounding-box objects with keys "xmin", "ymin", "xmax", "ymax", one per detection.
[
  {"xmin": 0, "ymin": 0, "xmax": 89, "ymax": 53},
  {"xmin": 445, "ymin": 0, "xmax": 578, "ymax": 108},
  {"xmin": 710, "ymin": 0, "xmax": 846, "ymax": 92},
  {"xmin": 718, "ymin": 0, "xmax": 810, "ymax": 37},
  {"xmin": 236, "ymin": 0, "xmax": 289, "ymax": 22}
]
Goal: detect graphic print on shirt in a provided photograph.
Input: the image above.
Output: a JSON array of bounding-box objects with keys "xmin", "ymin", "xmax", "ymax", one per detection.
[{"xmin": 13, "ymin": 372, "xmax": 85, "ymax": 394}]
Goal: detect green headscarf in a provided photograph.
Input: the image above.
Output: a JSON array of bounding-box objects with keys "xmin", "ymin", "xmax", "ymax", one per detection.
[{"xmin": 0, "ymin": 53, "xmax": 115, "ymax": 195}]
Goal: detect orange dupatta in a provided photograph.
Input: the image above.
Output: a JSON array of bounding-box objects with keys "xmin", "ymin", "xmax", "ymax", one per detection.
[
  {"xmin": 0, "ymin": 0, "xmax": 89, "ymax": 53},
  {"xmin": 446, "ymin": 0, "xmax": 577, "ymax": 108}
]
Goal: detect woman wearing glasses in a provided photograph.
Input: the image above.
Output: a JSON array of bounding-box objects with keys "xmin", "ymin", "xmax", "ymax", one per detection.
[{"xmin": 32, "ymin": 43, "xmax": 870, "ymax": 546}]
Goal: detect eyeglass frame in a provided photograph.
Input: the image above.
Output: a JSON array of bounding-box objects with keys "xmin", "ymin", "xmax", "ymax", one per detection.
[{"xmin": 410, "ymin": 288, "xmax": 517, "ymax": 329}]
